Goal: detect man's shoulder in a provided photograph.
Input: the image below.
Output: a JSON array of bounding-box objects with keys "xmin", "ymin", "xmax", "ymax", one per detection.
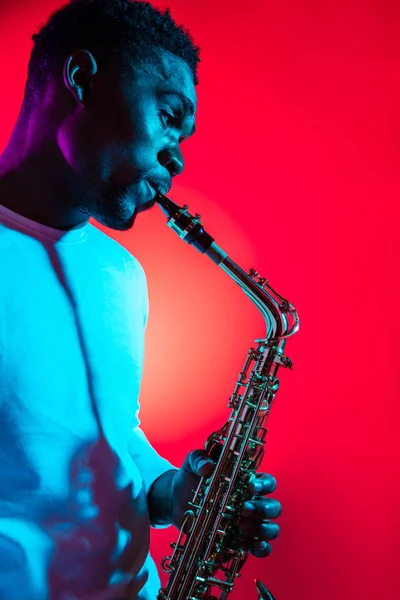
[{"xmin": 87, "ymin": 223, "xmax": 145, "ymax": 278}]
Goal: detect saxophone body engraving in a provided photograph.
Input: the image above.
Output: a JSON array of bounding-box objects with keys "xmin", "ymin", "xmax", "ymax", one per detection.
[{"xmin": 155, "ymin": 194, "xmax": 299, "ymax": 600}]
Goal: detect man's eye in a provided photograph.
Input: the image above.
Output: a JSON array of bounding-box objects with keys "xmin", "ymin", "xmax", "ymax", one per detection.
[{"xmin": 159, "ymin": 110, "xmax": 179, "ymax": 129}]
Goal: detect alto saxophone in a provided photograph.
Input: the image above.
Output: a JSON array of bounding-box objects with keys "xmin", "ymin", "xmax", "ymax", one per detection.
[{"xmin": 155, "ymin": 193, "xmax": 299, "ymax": 600}]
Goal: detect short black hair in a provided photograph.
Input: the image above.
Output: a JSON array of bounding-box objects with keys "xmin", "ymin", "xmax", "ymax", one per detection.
[{"xmin": 24, "ymin": 0, "xmax": 200, "ymax": 111}]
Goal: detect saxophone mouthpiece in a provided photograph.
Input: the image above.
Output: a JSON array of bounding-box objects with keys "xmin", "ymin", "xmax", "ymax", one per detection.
[
  {"xmin": 155, "ymin": 192, "xmax": 217, "ymax": 256},
  {"xmin": 155, "ymin": 192, "xmax": 180, "ymax": 219}
]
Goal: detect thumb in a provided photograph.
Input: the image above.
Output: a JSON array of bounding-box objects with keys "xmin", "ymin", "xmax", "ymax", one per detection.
[{"xmin": 182, "ymin": 449, "xmax": 215, "ymax": 478}]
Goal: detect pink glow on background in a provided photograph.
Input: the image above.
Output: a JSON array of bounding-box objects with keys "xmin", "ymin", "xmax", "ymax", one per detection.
[{"xmin": 0, "ymin": 1, "xmax": 399, "ymax": 598}]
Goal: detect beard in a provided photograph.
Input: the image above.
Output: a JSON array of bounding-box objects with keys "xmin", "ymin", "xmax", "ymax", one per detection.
[
  {"xmin": 78, "ymin": 176, "xmax": 142, "ymax": 231},
  {"xmin": 92, "ymin": 186, "xmax": 138, "ymax": 231}
]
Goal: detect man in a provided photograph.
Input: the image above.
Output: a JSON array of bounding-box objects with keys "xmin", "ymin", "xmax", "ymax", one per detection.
[{"xmin": 0, "ymin": 1, "xmax": 282, "ymax": 598}]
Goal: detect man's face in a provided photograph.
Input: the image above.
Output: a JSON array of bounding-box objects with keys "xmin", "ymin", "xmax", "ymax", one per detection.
[{"xmin": 61, "ymin": 49, "xmax": 197, "ymax": 230}]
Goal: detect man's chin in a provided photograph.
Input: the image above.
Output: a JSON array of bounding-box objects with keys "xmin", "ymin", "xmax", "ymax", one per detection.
[{"xmin": 92, "ymin": 209, "xmax": 137, "ymax": 231}]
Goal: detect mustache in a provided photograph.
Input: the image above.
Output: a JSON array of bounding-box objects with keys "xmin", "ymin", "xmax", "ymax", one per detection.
[{"xmin": 146, "ymin": 176, "xmax": 172, "ymax": 196}]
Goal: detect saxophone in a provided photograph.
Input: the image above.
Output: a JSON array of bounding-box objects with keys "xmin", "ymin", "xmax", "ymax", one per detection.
[{"xmin": 155, "ymin": 193, "xmax": 299, "ymax": 600}]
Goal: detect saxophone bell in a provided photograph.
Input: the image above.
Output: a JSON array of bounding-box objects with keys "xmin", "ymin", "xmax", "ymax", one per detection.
[{"xmin": 255, "ymin": 579, "xmax": 277, "ymax": 600}]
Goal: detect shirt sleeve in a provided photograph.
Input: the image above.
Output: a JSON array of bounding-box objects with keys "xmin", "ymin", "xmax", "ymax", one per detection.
[
  {"xmin": 128, "ymin": 426, "xmax": 177, "ymax": 496},
  {"xmin": 127, "ymin": 256, "xmax": 178, "ymax": 496}
]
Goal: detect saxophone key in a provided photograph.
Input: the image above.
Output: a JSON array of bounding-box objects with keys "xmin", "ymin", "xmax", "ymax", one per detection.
[
  {"xmin": 216, "ymin": 529, "xmax": 227, "ymax": 536},
  {"xmin": 170, "ymin": 542, "xmax": 185, "ymax": 550},
  {"xmin": 161, "ymin": 556, "xmax": 172, "ymax": 573}
]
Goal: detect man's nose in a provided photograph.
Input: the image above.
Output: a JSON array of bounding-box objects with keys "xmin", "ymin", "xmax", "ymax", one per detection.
[{"xmin": 158, "ymin": 146, "xmax": 184, "ymax": 177}]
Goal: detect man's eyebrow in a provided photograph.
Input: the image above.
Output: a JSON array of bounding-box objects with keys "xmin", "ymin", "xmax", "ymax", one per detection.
[
  {"xmin": 159, "ymin": 90, "xmax": 197, "ymax": 135},
  {"xmin": 161, "ymin": 91, "xmax": 195, "ymax": 116}
]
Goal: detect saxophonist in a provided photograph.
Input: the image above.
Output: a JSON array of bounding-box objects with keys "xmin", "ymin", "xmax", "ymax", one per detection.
[{"xmin": 0, "ymin": 1, "xmax": 282, "ymax": 599}]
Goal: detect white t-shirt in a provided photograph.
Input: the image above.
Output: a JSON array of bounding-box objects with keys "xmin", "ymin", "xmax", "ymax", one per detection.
[{"xmin": 0, "ymin": 204, "xmax": 175, "ymax": 600}]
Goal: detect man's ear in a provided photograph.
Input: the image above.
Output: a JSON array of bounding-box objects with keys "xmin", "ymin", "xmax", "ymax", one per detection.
[{"xmin": 63, "ymin": 49, "xmax": 98, "ymax": 106}]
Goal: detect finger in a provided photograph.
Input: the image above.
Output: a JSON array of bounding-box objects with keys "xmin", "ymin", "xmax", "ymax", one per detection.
[
  {"xmin": 241, "ymin": 498, "xmax": 282, "ymax": 519},
  {"xmin": 248, "ymin": 540, "xmax": 272, "ymax": 558},
  {"xmin": 240, "ymin": 520, "xmax": 280, "ymax": 541},
  {"xmin": 182, "ymin": 449, "xmax": 215, "ymax": 477},
  {"xmin": 248, "ymin": 473, "xmax": 277, "ymax": 497}
]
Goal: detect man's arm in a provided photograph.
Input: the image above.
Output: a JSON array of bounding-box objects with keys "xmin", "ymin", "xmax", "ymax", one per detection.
[
  {"xmin": 129, "ymin": 428, "xmax": 214, "ymax": 528},
  {"xmin": 147, "ymin": 468, "xmax": 177, "ymax": 526},
  {"xmin": 128, "ymin": 426, "xmax": 178, "ymax": 528},
  {"xmin": 148, "ymin": 451, "xmax": 215, "ymax": 529}
]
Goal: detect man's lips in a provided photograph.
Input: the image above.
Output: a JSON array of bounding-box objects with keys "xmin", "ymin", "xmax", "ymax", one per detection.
[
  {"xmin": 136, "ymin": 198, "xmax": 156, "ymax": 214},
  {"xmin": 137, "ymin": 183, "xmax": 157, "ymax": 214},
  {"xmin": 135, "ymin": 181, "xmax": 155, "ymax": 212},
  {"xmin": 136, "ymin": 179, "xmax": 170, "ymax": 213},
  {"xmin": 145, "ymin": 181, "xmax": 157, "ymax": 199},
  {"xmin": 147, "ymin": 178, "xmax": 172, "ymax": 197}
]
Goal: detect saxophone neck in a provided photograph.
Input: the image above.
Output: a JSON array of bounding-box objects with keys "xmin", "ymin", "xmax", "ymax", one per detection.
[
  {"xmin": 156, "ymin": 192, "xmax": 300, "ymax": 340},
  {"xmin": 217, "ymin": 254, "xmax": 299, "ymax": 340}
]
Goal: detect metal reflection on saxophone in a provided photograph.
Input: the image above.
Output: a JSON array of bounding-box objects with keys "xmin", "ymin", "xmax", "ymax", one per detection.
[{"xmin": 155, "ymin": 193, "xmax": 299, "ymax": 600}]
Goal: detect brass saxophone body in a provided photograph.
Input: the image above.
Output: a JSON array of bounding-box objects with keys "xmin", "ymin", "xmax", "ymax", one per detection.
[{"xmin": 155, "ymin": 193, "xmax": 299, "ymax": 600}]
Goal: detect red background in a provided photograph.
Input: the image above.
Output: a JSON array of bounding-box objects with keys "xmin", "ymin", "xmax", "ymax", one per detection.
[{"xmin": 0, "ymin": 1, "xmax": 399, "ymax": 598}]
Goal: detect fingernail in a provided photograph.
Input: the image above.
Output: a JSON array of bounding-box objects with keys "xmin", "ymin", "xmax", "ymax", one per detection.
[
  {"xmin": 254, "ymin": 481, "xmax": 263, "ymax": 493},
  {"xmin": 198, "ymin": 459, "xmax": 212, "ymax": 469},
  {"xmin": 197, "ymin": 459, "xmax": 214, "ymax": 475},
  {"xmin": 242, "ymin": 502, "xmax": 255, "ymax": 515},
  {"xmin": 259, "ymin": 541, "xmax": 267, "ymax": 551}
]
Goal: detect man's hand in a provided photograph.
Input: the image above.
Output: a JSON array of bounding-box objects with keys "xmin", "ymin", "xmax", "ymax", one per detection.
[
  {"xmin": 239, "ymin": 473, "xmax": 281, "ymax": 558},
  {"xmin": 170, "ymin": 449, "xmax": 214, "ymax": 528},
  {"xmin": 171, "ymin": 449, "xmax": 282, "ymax": 558}
]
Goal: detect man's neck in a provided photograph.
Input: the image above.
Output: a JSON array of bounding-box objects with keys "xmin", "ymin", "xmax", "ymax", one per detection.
[{"xmin": 0, "ymin": 139, "xmax": 89, "ymax": 231}]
